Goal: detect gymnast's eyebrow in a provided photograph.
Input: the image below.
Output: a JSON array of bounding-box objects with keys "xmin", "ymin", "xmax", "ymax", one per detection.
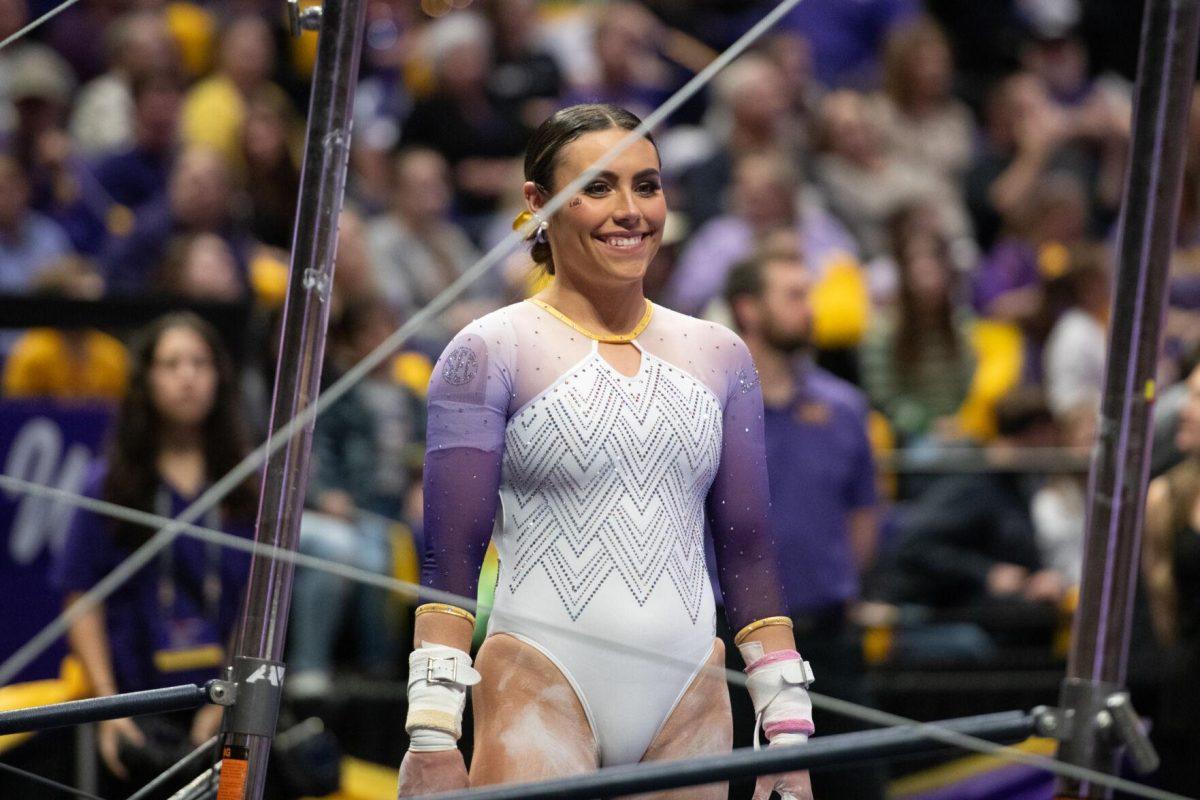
[{"xmin": 589, "ymin": 168, "xmax": 662, "ymax": 183}]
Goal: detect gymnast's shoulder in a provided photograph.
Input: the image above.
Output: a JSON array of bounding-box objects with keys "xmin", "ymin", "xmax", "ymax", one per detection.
[{"xmin": 649, "ymin": 304, "xmax": 754, "ymax": 364}]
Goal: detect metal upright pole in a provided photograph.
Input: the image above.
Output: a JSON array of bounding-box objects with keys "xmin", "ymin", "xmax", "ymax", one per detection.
[
  {"xmin": 214, "ymin": 0, "xmax": 366, "ymax": 797},
  {"xmin": 1054, "ymin": 1, "xmax": 1200, "ymax": 796}
]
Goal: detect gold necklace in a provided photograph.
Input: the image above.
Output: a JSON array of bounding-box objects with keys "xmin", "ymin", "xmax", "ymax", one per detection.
[{"xmin": 528, "ymin": 298, "xmax": 653, "ymax": 344}]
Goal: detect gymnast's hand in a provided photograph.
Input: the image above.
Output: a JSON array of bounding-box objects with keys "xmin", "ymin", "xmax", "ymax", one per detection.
[
  {"xmin": 752, "ymin": 759, "xmax": 814, "ymax": 800},
  {"xmin": 751, "ymin": 731, "xmax": 814, "ymax": 800},
  {"xmin": 396, "ymin": 749, "xmax": 468, "ymax": 797}
]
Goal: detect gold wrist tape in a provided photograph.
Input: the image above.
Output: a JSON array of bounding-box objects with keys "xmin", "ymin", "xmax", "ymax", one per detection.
[
  {"xmin": 734, "ymin": 616, "xmax": 794, "ymax": 646},
  {"xmin": 415, "ymin": 603, "xmax": 477, "ymax": 626}
]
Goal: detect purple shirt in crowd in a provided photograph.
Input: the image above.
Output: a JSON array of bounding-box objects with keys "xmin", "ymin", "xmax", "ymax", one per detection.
[
  {"xmin": 0, "ymin": 211, "xmax": 72, "ymax": 293},
  {"xmin": 972, "ymin": 237, "xmax": 1040, "ymax": 316},
  {"xmin": 783, "ymin": 0, "xmax": 919, "ymax": 88},
  {"xmin": 763, "ymin": 362, "xmax": 876, "ymax": 613},
  {"xmin": 52, "ymin": 465, "xmax": 253, "ymax": 692},
  {"xmin": 664, "ymin": 210, "xmax": 859, "ymax": 317}
]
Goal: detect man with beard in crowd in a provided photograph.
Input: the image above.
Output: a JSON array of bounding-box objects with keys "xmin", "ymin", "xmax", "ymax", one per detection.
[{"xmin": 723, "ymin": 247, "xmax": 885, "ymax": 799}]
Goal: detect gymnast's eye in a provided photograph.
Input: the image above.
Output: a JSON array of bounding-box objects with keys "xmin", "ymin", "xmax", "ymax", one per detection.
[
  {"xmin": 636, "ymin": 179, "xmax": 662, "ymax": 196},
  {"xmin": 585, "ymin": 181, "xmax": 611, "ymax": 196}
]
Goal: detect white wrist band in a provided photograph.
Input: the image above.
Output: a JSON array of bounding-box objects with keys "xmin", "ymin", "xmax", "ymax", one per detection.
[
  {"xmin": 405, "ymin": 643, "xmax": 481, "ymax": 752},
  {"xmin": 738, "ymin": 643, "xmax": 815, "ymax": 750}
]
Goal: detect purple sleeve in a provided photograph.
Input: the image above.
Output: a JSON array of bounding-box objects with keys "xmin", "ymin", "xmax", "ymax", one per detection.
[
  {"xmin": 706, "ymin": 339, "xmax": 787, "ymax": 632},
  {"xmin": 420, "ymin": 330, "xmax": 511, "ymax": 601}
]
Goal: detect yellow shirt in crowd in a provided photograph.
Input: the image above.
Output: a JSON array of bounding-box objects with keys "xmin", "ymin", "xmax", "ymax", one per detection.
[{"xmin": 3, "ymin": 329, "xmax": 129, "ymax": 401}]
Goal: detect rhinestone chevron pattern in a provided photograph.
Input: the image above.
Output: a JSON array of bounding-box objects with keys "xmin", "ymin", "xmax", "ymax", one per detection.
[{"xmin": 501, "ymin": 353, "xmax": 722, "ymax": 622}]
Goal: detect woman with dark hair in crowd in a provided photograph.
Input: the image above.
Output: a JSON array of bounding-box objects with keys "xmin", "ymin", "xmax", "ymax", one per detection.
[
  {"xmin": 860, "ymin": 212, "xmax": 975, "ymax": 445},
  {"xmin": 399, "ymin": 103, "xmax": 815, "ymax": 799},
  {"xmin": 53, "ymin": 312, "xmax": 256, "ymax": 794}
]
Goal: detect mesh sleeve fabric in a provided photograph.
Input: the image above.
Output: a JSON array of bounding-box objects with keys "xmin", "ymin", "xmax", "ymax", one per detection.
[
  {"xmin": 421, "ymin": 326, "xmax": 512, "ymax": 601},
  {"xmin": 705, "ymin": 335, "xmax": 788, "ymax": 633}
]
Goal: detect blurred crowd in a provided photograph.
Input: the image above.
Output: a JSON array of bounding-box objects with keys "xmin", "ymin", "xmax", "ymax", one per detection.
[{"xmin": 4, "ymin": 0, "xmax": 1200, "ymax": 795}]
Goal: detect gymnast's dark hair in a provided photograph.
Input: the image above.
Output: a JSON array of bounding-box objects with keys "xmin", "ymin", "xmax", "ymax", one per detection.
[
  {"xmin": 523, "ymin": 103, "xmax": 658, "ymax": 275},
  {"xmin": 102, "ymin": 311, "xmax": 257, "ymax": 549}
]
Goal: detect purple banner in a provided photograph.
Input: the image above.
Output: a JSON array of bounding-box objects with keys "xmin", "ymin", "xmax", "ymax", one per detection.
[
  {"xmin": 0, "ymin": 400, "xmax": 113, "ymax": 684},
  {"xmin": 901, "ymin": 762, "xmax": 1054, "ymax": 800}
]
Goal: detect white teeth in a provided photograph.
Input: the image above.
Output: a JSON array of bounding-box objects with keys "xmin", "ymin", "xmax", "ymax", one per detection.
[{"xmin": 604, "ymin": 235, "xmax": 644, "ymax": 248}]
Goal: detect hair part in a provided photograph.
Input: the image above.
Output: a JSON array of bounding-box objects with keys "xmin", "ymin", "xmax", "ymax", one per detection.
[{"xmin": 523, "ymin": 103, "xmax": 657, "ymax": 275}]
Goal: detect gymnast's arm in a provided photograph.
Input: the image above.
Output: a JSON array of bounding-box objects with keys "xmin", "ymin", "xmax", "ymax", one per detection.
[
  {"xmin": 707, "ymin": 338, "xmax": 813, "ymax": 797},
  {"xmin": 414, "ymin": 330, "xmax": 509, "ymax": 651},
  {"xmin": 415, "ymin": 446, "xmax": 503, "ymax": 650},
  {"xmin": 706, "ymin": 340, "xmax": 794, "ymax": 652}
]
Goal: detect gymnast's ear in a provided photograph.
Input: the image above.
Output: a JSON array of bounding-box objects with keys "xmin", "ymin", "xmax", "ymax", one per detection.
[{"xmin": 523, "ymin": 181, "xmax": 546, "ymax": 214}]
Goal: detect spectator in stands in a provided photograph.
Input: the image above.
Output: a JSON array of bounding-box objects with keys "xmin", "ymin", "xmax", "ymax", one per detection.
[
  {"xmin": 860, "ymin": 223, "xmax": 975, "ymax": 444},
  {"xmin": 484, "ymin": 0, "xmax": 563, "ymax": 130},
  {"xmin": 366, "ymin": 147, "xmax": 499, "ymax": 342},
  {"xmin": 1031, "ymin": 403, "xmax": 1093, "ymax": 591},
  {"xmin": 0, "ymin": 153, "xmax": 72, "ymax": 293},
  {"xmin": 973, "ymin": 172, "xmax": 1089, "ymax": 350},
  {"xmin": 1021, "ymin": 17, "xmax": 1131, "ymax": 231},
  {"xmin": 3, "ymin": 45, "xmax": 74, "ymax": 154},
  {"xmin": 181, "ymin": 14, "xmax": 290, "ymax": 168},
  {"xmin": 92, "ymin": 71, "xmax": 183, "ymax": 212},
  {"xmin": 966, "ymin": 74, "xmax": 1062, "ymax": 250},
  {"xmin": 348, "ymin": 0, "xmax": 418, "ymax": 214},
  {"xmin": 1043, "ymin": 243, "xmax": 1110, "ymax": 418},
  {"xmin": 401, "ymin": 12, "xmax": 527, "ymax": 228},
  {"xmin": 2, "ymin": 43, "xmax": 118, "ymax": 256},
  {"xmin": 330, "ymin": 208, "xmax": 379, "ymax": 316},
  {"xmin": 665, "ymin": 150, "xmax": 858, "ymax": 318},
  {"xmin": 725, "ymin": 251, "xmax": 884, "ymax": 800},
  {"xmin": 813, "ymin": 89, "xmax": 969, "ymax": 260},
  {"xmin": 2, "ymin": 256, "xmax": 127, "ymax": 400},
  {"xmin": 52, "ymin": 312, "xmax": 256, "ymax": 793},
  {"xmin": 103, "ymin": 146, "xmax": 252, "ymax": 297},
  {"xmin": 288, "ymin": 297, "xmax": 422, "ymax": 696},
  {"xmin": 869, "ymin": 17, "xmax": 974, "ymax": 231},
  {"xmin": 1144, "ymin": 362, "xmax": 1200, "ymax": 794},
  {"xmin": 241, "ymin": 90, "xmax": 301, "ymax": 249},
  {"xmin": 156, "ymin": 232, "xmax": 247, "ymax": 303},
  {"xmin": 563, "ymin": 2, "xmax": 673, "ymax": 121},
  {"xmin": 883, "ymin": 389, "xmax": 1068, "ymax": 613},
  {"xmin": 762, "ymin": 31, "xmax": 823, "ymax": 122},
  {"xmin": 678, "ymin": 54, "xmax": 805, "ymax": 229},
  {"xmin": 68, "ymin": 10, "xmax": 178, "ymax": 157}
]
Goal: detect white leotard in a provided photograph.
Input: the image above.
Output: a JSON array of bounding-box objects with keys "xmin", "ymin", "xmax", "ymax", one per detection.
[{"xmin": 423, "ymin": 300, "xmax": 781, "ymax": 766}]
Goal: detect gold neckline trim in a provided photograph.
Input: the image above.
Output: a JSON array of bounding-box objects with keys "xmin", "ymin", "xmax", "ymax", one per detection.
[{"xmin": 528, "ymin": 298, "xmax": 653, "ymax": 344}]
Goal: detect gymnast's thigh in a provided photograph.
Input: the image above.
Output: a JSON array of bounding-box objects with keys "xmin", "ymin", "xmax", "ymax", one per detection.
[
  {"xmin": 630, "ymin": 638, "xmax": 733, "ymax": 800},
  {"xmin": 468, "ymin": 633, "xmax": 598, "ymax": 786}
]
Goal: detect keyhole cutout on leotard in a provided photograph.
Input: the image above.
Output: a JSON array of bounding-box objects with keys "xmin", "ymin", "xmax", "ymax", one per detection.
[{"xmin": 598, "ymin": 341, "xmax": 642, "ymax": 377}]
